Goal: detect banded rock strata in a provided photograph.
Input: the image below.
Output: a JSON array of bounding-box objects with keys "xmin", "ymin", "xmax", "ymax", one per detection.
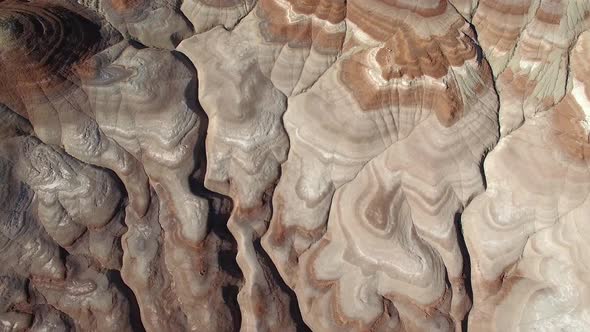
[{"xmin": 0, "ymin": 0, "xmax": 589, "ymax": 331}]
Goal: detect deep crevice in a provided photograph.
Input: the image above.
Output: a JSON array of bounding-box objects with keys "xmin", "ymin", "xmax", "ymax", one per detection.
[
  {"xmin": 184, "ymin": 69, "xmax": 244, "ymax": 329},
  {"xmin": 222, "ymin": 285, "xmax": 242, "ymax": 332},
  {"xmin": 454, "ymin": 212, "xmax": 473, "ymax": 332},
  {"xmin": 108, "ymin": 269, "xmax": 146, "ymax": 332},
  {"xmin": 253, "ymin": 237, "xmax": 311, "ymax": 332},
  {"xmin": 183, "ymin": 55, "xmax": 311, "ymax": 330}
]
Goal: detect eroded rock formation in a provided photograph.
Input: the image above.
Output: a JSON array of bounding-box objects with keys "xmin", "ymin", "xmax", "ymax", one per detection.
[{"xmin": 1, "ymin": 0, "xmax": 589, "ymax": 331}]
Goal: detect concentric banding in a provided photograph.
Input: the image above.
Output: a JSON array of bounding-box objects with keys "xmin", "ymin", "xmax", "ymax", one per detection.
[{"xmin": 0, "ymin": 1, "xmax": 106, "ymax": 113}]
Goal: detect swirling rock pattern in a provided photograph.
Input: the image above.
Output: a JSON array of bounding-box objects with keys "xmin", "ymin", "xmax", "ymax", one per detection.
[
  {"xmin": 181, "ymin": 0, "xmax": 257, "ymax": 33},
  {"xmin": 1, "ymin": 0, "xmax": 590, "ymax": 331},
  {"xmin": 102, "ymin": 0, "xmax": 192, "ymax": 48},
  {"xmin": 463, "ymin": 27, "xmax": 590, "ymax": 332},
  {"xmin": 471, "ymin": 0, "xmax": 590, "ymax": 135}
]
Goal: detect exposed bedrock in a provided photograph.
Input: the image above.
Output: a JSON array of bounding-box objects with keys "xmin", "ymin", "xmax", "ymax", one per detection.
[{"xmin": 1, "ymin": 0, "xmax": 590, "ymax": 331}]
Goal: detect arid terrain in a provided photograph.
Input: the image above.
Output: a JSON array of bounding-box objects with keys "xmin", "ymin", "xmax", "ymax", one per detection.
[{"xmin": 1, "ymin": 0, "xmax": 590, "ymax": 331}]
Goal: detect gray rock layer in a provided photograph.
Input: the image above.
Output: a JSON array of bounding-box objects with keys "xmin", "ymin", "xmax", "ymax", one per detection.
[{"xmin": 1, "ymin": 0, "xmax": 590, "ymax": 331}]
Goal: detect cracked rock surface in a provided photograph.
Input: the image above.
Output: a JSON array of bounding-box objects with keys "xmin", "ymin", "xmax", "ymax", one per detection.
[{"xmin": 1, "ymin": 0, "xmax": 590, "ymax": 331}]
